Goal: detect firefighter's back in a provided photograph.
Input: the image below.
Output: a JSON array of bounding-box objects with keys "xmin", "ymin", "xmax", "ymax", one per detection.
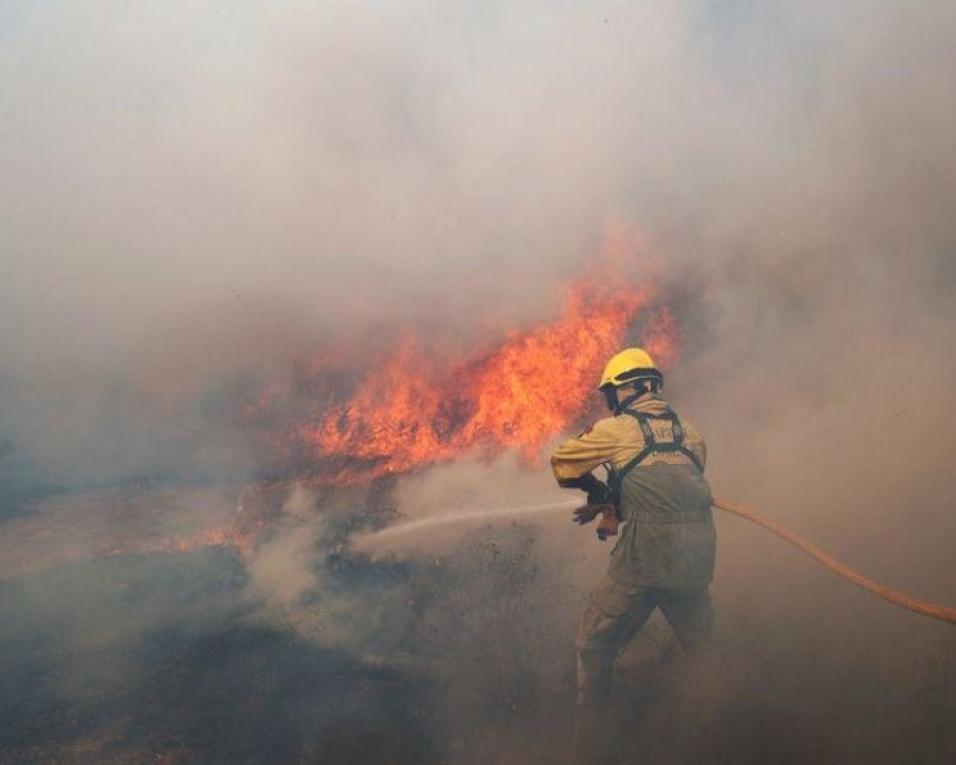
[{"xmin": 606, "ymin": 395, "xmax": 715, "ymax": 590}]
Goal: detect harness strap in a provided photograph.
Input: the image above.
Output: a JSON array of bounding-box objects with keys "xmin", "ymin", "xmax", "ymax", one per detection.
[{"xmin": 607, "ymin": 409, "xmax": 703, "ymax": 500}]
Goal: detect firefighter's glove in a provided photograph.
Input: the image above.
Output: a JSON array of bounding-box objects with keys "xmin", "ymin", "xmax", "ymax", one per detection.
[
  {"xmin": 564, "ymin": 473, "xmax": 610, "ymax": 527},
  {"xmin": 572, "ymin": 504, "xmax": 601, "ymax": 526},
  {"xmin": 596, "ymin": 507, "xmax": 621, "ymax": 541}
]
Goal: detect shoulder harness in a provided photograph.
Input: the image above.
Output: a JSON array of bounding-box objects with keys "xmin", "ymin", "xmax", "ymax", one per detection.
[{"xmin": 607, "ymin": 409, "xmax": 703, "ymax": 500}]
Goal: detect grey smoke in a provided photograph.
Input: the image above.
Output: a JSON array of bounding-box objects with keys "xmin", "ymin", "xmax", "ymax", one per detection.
[
  {"xmin": 2, "ymin": 1, "xmax": 955, "ymax": 490},
  {"xmin": 2, "ymin": 1, "xmax": 956, "ymax": 762}
]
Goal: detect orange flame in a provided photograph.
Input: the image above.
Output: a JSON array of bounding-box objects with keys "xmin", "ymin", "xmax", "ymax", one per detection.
[{"xmin": 280, "ymin": 231, "xmax": 679, "ymax": 485}]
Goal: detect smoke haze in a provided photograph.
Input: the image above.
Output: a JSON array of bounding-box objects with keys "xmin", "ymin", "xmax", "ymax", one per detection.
[
  {"xmin": 2, "ymin": 1, "xmax": 956, "ymax": 762},
  {"xmin": 2, "ymin": 1, "xmax": 955, "ymax": 486}
]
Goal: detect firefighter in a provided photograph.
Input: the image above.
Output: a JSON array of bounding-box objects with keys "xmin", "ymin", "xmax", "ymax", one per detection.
[{"xmin": 550, "ymin": 348, "xmax": 716, "ymax": 746}]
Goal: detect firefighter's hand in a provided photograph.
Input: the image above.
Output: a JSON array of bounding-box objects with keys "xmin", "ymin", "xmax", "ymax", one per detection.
[
  {"xmin": 572, "ymin": 504, "xmax": 601, "ymax": 525},
  {"xmin": 596, "ymin": 510, "xmax": 620, "ymax": 541}
]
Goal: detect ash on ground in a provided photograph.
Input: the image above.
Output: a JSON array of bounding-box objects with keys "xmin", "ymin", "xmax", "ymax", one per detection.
[{"xmin": 1, "ymin": 483, "xmax": 955, "ymax": 764}]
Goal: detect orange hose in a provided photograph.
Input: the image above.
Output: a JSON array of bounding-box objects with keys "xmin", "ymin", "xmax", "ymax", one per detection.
[{"xmin": 713, "ymin": 497, "xmax": 956, "ymax": 625}]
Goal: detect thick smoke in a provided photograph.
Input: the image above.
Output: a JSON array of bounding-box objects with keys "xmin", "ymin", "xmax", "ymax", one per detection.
[
  {"xmin": 2, "ymin": 1, "xmax": 956, "ymax": 762},
  {"xmin": 2, "ymin": 1, "xmax": 955, "ymax": 491}
]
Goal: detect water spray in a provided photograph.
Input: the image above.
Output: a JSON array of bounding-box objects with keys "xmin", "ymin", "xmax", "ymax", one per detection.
[
  {"xmin": 356, "ymin": 499, "xmax": 581, "ymax": 545},
  {"xmin": 360, "ymin": 496, "xmax": 956, "ymax": 625}
]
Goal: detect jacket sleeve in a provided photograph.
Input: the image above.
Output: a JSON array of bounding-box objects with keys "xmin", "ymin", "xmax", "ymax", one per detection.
[{"xmin": 550, "ymin": 418, "xmax": 622, "ymax": 484}]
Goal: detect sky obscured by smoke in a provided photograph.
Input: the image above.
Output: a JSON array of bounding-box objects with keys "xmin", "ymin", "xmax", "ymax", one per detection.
[{"xmin": 2, "ymin": 0, "xmax": 955, "ymax": 497}]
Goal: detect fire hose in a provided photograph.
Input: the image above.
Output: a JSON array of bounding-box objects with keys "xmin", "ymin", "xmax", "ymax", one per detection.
[
  {"xmin": 360, "ymin": 497, "xmax": 956, "ymax": 625},
  {"xmin": 712, "ymin": 497, "xmax": 956, "ymax": 625}
]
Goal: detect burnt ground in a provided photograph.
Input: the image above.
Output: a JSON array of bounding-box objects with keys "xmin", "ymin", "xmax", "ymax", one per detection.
[
  {"xmin": 0, "ymin": 548, "xmax": 438, "ymax": 765},
  {"xmin": 1, "ymin": 486, "xmax": 955, "ymax": 764},
  {"xmin": 0, "ymin": 486, "xmax": 578, "ymax": 765}
]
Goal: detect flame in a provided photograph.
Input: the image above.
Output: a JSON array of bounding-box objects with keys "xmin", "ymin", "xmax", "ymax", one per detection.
[{"xmin": 276, "ymin": 229, "xmax": 680, "ymax": 485}]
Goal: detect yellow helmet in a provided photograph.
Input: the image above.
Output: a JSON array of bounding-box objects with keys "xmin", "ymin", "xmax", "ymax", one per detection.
[{"xmin": 598, "ymin": 348, "xmax": 661, "ymax": 390}]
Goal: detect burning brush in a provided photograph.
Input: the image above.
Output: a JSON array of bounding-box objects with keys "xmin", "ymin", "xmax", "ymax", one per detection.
[
  {"xmin": 222, "ymin": 229, "xmax": 682, "ymax": 551},
  {"xmin": 258, "ymin": 231, "xmax": 681, "ymax": 491}
]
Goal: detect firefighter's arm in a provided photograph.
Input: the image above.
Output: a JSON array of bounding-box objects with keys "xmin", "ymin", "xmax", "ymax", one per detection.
[
  {"xmin": 560, "ymin": 472, "xmax": 609, "ymax": 504},
  {"xmin": 550, "ymin": 418, "xmax": 621, "ymax": 485},
  {"xmin": 551, "ymin": 419, "xmax": 620, "ymax": 532}
]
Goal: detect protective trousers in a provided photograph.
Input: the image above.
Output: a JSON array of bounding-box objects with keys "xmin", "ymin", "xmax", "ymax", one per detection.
[{"xmin": 575, "ymin": 574, "xmax": 714, "ymax": 707}]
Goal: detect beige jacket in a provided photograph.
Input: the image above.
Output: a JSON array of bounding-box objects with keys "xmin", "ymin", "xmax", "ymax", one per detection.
[{"xmin": 550, "ymin": 394, "xmax": 706, "ymax": 481}]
